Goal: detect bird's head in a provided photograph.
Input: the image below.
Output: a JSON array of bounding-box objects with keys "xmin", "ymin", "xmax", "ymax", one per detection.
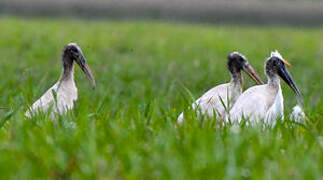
[
  {"xmin": 227, "ymin": 52, "xmax": 263, "ymax": 84},
  {"xmin": 63, "ymin": 43, "xmax": 96, "ymax": 89},
  {"xmin": 265, "ymin": 50, "xmax": 301, "ymax": 99}
]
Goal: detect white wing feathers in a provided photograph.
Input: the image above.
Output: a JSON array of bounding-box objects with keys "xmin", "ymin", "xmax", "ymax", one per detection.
[
  {"xmin": 178, "ymin": 82, "xmax": 242, "ymax": 123},
  {"xmin": 25, "ymin": 80, "xmax": 77, "ymax": 118}
]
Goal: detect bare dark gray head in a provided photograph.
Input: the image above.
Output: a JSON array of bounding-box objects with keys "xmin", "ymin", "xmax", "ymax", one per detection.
[
  {"xmin": 227, "ymin": 52, "xmax": 263, "ymax": 84},
  {"xmin": 265, "ymin": 51, "xmax": 301, "ymax": 98},
  {"xmin": 62, "ymin": 43, "xmax": 96, "ymax": 89}
]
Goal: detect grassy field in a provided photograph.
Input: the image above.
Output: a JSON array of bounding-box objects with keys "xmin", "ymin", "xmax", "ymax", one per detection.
[{"xmin": 0, "ymin": 17, "xmax": 322, "ymax": 179}]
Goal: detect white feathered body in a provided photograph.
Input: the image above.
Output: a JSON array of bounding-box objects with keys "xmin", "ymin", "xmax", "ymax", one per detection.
[
  {"xmin": 228, "ymin": 80, "xmax": 284, "ymax": 125},
  {"xmin": 25, "ymin": 76, "xmax": 77, "ymax": 117},
  {"xmin": 178, "ymin": 81, "xmax": 242, "ymax": 124}
]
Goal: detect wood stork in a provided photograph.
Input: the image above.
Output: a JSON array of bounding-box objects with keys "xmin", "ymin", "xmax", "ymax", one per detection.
[
  {"xmin": 178, "ymin": 52, "xmax": 264, "ymax": 124},
  {"xmin": 25, "ymin": 43, "xmax": 96, "ymax": 118},
  {"xmin": 228, "ymin": 51, "xmax": 302, "ymax": 125}
]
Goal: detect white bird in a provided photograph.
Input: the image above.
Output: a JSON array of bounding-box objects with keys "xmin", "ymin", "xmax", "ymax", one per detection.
[
  {"xmin": 25, "ymin": 43, "xmax": 96, "ymax": 118},
  {"xmin": 228, "ymin": 51, "xmax": 302, "ymax": 125},
  {"xmin": 178, "ymin": 52, "xmax": 264, "ymax": 124}
]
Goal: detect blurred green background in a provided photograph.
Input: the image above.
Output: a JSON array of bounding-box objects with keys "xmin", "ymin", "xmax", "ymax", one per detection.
[{"xmin": 0, "ymin": 1, "xmax": 322, "ymax": 179}]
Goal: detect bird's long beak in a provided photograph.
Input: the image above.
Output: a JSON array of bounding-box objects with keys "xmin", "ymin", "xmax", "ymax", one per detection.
[
  {"xmin": 243, "ymin": 64, "xmax": 264, "ymax": 85},
  {"xmin": 278, "ymin": 63, "xmax": 301, "ymax": 99},
  {"xmin": 76, "ymin": 55, "xmax": 96, "ymax": 89}
]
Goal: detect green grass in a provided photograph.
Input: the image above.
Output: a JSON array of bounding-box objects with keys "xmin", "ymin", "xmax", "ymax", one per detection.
[{"xmin": 0, "ymin": 16, "xmax": 322, "ymax": 179}]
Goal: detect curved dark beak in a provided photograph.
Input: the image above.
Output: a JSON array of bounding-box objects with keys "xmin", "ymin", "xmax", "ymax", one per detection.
[
  {"xmin": 75, "ymin": 55, "xmax": 96, "ymax": 89},
  {"xmin": 278, "ymin": 63, "xmax": 302, "ymax": 99},
  {"xmin": 243, "ymin": 64, "xmax": 264, "ymax": 85}
]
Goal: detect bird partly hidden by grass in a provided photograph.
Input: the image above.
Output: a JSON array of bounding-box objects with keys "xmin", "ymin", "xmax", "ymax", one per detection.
[
  {"xmin": 177, "ymin": 52, "xmax": 264, "ymax": 124},
  {"xmin": 25, "ymin": 43, "xmax": 96, "ymax": 118}
]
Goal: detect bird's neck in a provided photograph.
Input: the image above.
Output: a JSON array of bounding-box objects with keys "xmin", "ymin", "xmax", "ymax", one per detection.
[
  {"xmin": 230, "ymin": 71, "xmax": 242, "ymax": 87},
  {"xmin": 267, "ymin": 74, "xmax": 280, "ymax": 88},
  {"xmin": 61, "ymin": 55, "xmax": 75, "ymax": 82}
]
